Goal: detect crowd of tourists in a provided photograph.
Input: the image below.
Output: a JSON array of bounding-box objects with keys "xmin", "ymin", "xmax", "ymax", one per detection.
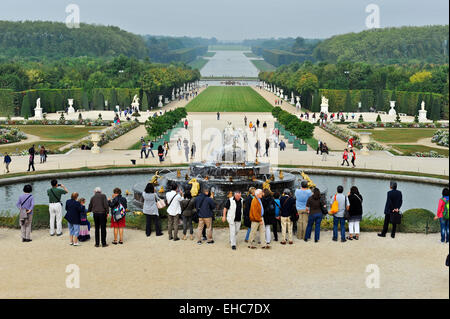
[{"xmin": 15, "ymin": 178, "xmax": 450, "ymax": 249}]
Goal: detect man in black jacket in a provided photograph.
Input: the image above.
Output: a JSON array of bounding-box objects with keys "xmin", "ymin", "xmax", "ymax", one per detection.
[{"xmin": 378, "ymin": 181, "xmax": 403, "ymax": 238}]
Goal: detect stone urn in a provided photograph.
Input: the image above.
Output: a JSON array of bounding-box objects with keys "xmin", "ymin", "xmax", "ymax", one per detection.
[
  {"xmin": 359, "ymin": 132, "xmax": 372, "ymax": 155},
  {"xmin": 90, "ymin": 130, "xmax": 102, "ymax": 154},
  {"xmin": 68, "ymin": 99, "xmax": 75, "ymax": 114}
]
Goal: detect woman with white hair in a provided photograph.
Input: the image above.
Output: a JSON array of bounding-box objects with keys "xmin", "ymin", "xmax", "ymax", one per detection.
[{"xmin": 88, "ymin": 187, "xmax": 110, "ymax": 247}]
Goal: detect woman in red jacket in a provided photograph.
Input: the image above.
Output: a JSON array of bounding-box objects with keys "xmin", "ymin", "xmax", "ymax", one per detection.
[{"xmin": 341, "ymin": 149, "xmax": 350, "ymax": 166}]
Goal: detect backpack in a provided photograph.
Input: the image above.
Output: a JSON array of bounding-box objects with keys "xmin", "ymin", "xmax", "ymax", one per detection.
[
  {"xmin": 442, "ymin": 197, "xmax": 449, "ymax": 220},
  {"xmin": 113, "ymin": 201, "xmax": 126, "ymax": 222}
]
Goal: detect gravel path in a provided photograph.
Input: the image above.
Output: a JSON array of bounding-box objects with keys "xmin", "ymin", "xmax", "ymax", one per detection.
[{"xmin": 0, "ymin": 228, "xmax": 447, "ymax": 299}]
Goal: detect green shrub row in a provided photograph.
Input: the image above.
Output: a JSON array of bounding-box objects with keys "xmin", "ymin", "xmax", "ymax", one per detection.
[
  {"xmin": 272, "ymin": 106, "xmax": 314, "ymax": 139},
  {"xmin": 145, "ymin": 107, "xmax": 187, "ymax": 139}
]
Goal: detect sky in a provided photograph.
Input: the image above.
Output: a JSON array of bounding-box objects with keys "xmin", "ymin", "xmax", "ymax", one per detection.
[{"xmin": 0, "ymin": 0, "xmax": 448, "ymax": 41}]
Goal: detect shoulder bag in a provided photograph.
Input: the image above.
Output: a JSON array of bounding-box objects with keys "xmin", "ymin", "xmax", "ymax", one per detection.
[
  {"xmin": 329, "ymin": 194, "xmax": 339, "ymax": 215},
  {"xmin": 155, "ymin": 194, "xmax": 167, "ymax": 209},
  {"xmin": 19, "ymin": 195, "xmax": 33, "ymax": 220}
]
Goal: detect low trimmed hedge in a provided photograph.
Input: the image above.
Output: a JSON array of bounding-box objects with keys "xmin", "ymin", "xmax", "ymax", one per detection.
[{"xmin": 399, "ymin": 208, "xmax": 440, "ymax": 233}]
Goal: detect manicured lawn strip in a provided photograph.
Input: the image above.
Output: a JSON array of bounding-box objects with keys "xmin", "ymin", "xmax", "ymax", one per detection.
[
  {"xmin": 203, "ymin": 52, "xmax": 216, "ymax": 57},
  {"xmin": 243, "ymin": 52, "xmax": 259, "ymax": 58},
  {"xmin": 185, "ymin": 87, "xmax": 273, "ymax": 112},
  {"xmin": 188, "ymin": 58, "xmax": 209, "ymax": 70},
  {"xmin": 354, "ymin": 128, "xmax": 438, "ymax": 143},
  {"xmin": 391, "ymin": 144, "xmax": 449, "ymax": 157},
  {"xmin": 251, "ymin": 59, "xmax": 276, "ymax": 72},
  {"xmin": 208, "ymin": 45, "xmax": 250, "ymax": 51},
  {"xmin": 0, "ymin": 141, "xmax": 68, "ymax": 154},
  {"xmin": 9, "ymin": 125, "xmax": 106, "ymax": 141}
]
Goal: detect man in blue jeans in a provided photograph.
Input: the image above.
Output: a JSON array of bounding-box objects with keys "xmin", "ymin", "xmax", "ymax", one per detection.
[{"xmin": 331, "ymin": 185, "xmax": 349, "ymax": 242}]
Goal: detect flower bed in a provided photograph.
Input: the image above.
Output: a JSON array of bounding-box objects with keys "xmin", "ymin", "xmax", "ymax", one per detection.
[
  {"xmin": 348, "ymin": 122, "xmax": 448, "ymax": 129},
  {"xmin": 321, "ymin": 122, "xmax": 385, "ymax": 151},
  {"xmin": 0, "ymin": 126, "xmax": 26, "ymax": 145},
  {"xmin": 72, "ymin": 119, "xmax": 140, "ymax": 149},
  {"xmin": 410, "ymin": 151, "xmax": 446, "ymax": 158},
  {"xmin": 431, "ymin": 130, "xmax": 449, "ymax": 148},
  {"xmin": 0, "ymin": 119, "xmax": 111, "ymax": 126}
]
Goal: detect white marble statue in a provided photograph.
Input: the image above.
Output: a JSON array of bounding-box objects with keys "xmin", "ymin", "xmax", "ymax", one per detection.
[
  {"xmin": 320, "ymin": 96, "xmax": 329, "ymax": 113},
  {"xmin": 388, "ymin": 101, "xmax": 396, "ymax": 116},
  {"xmin": 418, "ymin": 100, "xmax": 428, "ymax": 122},
  {"xmin": 34, "ymin": 98, "xmax": 43, "ymax": 119},
  {"xmin": 68, "ymin": 99, "xmax": 75, "ymax": 114}
]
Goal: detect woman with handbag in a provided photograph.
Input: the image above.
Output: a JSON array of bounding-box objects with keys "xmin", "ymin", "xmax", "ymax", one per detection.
[
  {"xmin": 304, "ymin": 188, "xmax": 326, "ymax": 242},
  {"xmin": 142, "ymin": 183, "xmax": 163, "ymax": 237},
  {"xmin": 64, "ymin": 192, "xmax": 83, "ymax": 246},
  {"xmin": 347, "ymin": 186, "xmax": 363, "ymax": 240},
  {"xmin": 108, "ymin": 188, "xmax": 128, "ymax": 245},
  {"xmin": 16, "ymin": 185, "xmax": 35, "ymax": 242}
]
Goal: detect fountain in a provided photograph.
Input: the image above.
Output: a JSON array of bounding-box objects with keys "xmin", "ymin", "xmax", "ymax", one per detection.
[{"xmin": 132, "ymin": 123, "xmax": 297, "ymax": 208}]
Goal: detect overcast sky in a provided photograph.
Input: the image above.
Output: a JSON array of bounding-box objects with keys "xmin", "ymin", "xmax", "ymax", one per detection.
[{"xmin": 1, "ymin": 0, "xmax": 448, "ymax": 41}]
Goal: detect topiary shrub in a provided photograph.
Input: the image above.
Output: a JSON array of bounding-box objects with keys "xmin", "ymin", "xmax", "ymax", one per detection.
[
  {"xmin": 376, "ymin": 114, "xmax": 382, "ymax": 122},
  {"xmin": 399, "ymin": 208, "xmax": 440, "ymax": 233}
]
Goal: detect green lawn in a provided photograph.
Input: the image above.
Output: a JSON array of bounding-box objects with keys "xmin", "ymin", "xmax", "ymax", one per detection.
[
  {"xmin": 185, "ymin": 86, "xmax": 273, "ymax": 112},
  {"xmin": 208, "ymin": 45, "xmax": 250, "ymax": 51},
  {"xmin": 203, "ymin": 52, "xmax": 216, "ymax": 57},
  {"xmin": 243, "ymin": 52, "xmax": 259, "ymax": 58},
  {"xmin": 188, "ymin": 58, "xmax": 209, "ymax": 70},
  {"xmin": 10, "ymin": 125, "xmax": 106, "ymax": 141},
  {"xmin": 251, "ymin": 59, "xmax": 276, "ymax": 72},
  {"xmin": 391, "ymin": 144, "xmax": 449, "ymax": 157},
  {"xmin": 355, "ymin": 128, "xmax": 439, "ymax": 143},
  {"xmin": 0, "ymin": 141, "xmax": 68, "ymax": 154}
]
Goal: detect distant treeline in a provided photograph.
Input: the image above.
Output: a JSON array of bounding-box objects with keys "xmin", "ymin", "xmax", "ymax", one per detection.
[{"xmin": 144, "ymin": 35, "xmax": 217, "ymax": 63}]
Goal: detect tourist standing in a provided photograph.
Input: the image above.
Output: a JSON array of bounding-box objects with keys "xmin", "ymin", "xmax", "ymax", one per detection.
[
  {"xmin": 183, "ymin": 139, "xmax": 190, "ymax": 162},
  {"xmin": 262, "ymin": 189, "xmax": 276, "ymax": 245},
  {"xmin": 181, "ymin": 192, "xmax": 196, "ymax": 240},
  {"xmin": 255, "ymin": 140, "xmax": 261, "ymax": 157},
  {"xmin": 39, "ymin": 146, "xmax": 46, "ymax": 163},
  {"xmin": 195, "ymin": 187, "xmax": 216, "ymax": 244},
  {"xmin": 295, "ymin": 180, "xmax": 312, "ymax": 240},
  {"xmin": 191, "ymin": 142, "xmax": 196, "ymax": 159},
  {"xmin": 140, "ymin": 141, "xmax": 147, "ymax": 159},
  {"xmin": 184, "ymin": 119, "xmax": 189, "ymax": 129},
  {"xmin": 65, "ymin": 192, "xmax": 83, "ymax": 246},
  {"xmin": 3, "ymin": 152, "xmax": 11, "ymax": 173},
  {"xmin": 217, "ymin": 112, "xmax": 220, "ymax": 120},
  {"xmin": 147, "ymin": 140, "xmax": 155, "ymax": 158},
  {"xmin": 157, "ymin": 145, "xmax": 164, "ymax": 162},
  {"xmin": 166, "ymin": 184, "xmax": 184, "ymax": 241},
  {"xmin": 378, "ymin": 181, "xmax": 403, "ymax": 239},
  {"xmin": 108, "ymin": 188, "xmax": 127, "ymax": 245},
  {"xmin": 78, "ymin": 198, "xmax": 90, "ymax": 242},
  {"xmin": 142, "ymin": 183, "xmax": 163, "ymax": 237},
  {"xmin": 279, "ymin": 189, "xmax": 296, "ymax": 245},
  {"xmin": 350, "ymin": 149, "xmax": 356, "ymax": 168},
  {"xmin": 279, "ymin": 140, "xmax": 286, "ymax": 151},
  {"xmin": 331, "ymin": 185, "xmax": 349, "ymax": 242},
  {"xmin": 47, "ymin": 180, "xmax": 68, "ymax": 236},
  {"xmin": 434, "ymin": 187, "xmax": 449, "ymax": 243},
  {"xmin": 243, "ymin": 187, "xmax": 256, "ymax": 243},
  {"xmin": 244, "ymin": 116, "xmax": 247, "ymax": 126},
  {"xmin": 321, "ymin": 143, "xmax": 329, "ymax": 161},
  {"xmin": 248, "ymin": 189, "xmax": 269, "ymax": 249},
  {"xmin": 16, "ymin": 184, "xmax": 34, "ymax": 242},
  {"xmin": 177, "ymin": 138, "xmax": 182, "ymax": 151},
  {"xmin": 264, "ymin": 138, "xmax": 270, "ymax": 157},
  {"xmin": 88, "ymin": 187, "xmax": 110, "ymax": 247},
  {"xmin": 317, "ymin": 140, "xmax": 322, "ymax": 155},
  {"xmin": 273, "ymin": 192, "xmax": 281, "ymax": 241},
  {"xmin": 347, "ymin": 186, "xmax": 363, "ymax": 240},
  {"xmin": 164, "ymin": 141, "xmax": 170, "ymax": 157},
  {"xmin": 27, "ymin": 145, "xmax": 35, "ymax": 172},
  {"xmin": 341, "ymin": 149, "xmax": 350, "ymax": 166},
  {"xmin": 256, "ymin": 119, "xmax": 260, "ymax": 128},
  {"xmin": 222, "ymin": 191, "xmax": 244, "ymax": 250},
  {"xmin": 304, "ymin": 188, "xmax": 326, "ymax": 242}
]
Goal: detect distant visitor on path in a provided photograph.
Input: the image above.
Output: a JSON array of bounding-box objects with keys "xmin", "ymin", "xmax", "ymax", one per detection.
[
  {"xmin": 321, "ymin": 143, "xmax": 329, "ymax": 161},
  {"xmin": 27, "ymin": 145, "xmax": 36, "ymax": 172},
  {"xmin": 47, "ymin": 180, "xmax": 68, "ymax": 237},
  {"xmin": 3, "ymin": 152, "xmax": 11, "ymax": 173},
  {"xmin": 217, "ymin": 112, "xmax": 220, "ymax": 120},
  {"xmin": 341, "ymin": 149, "xmax": 350, "ymax": 166},
  {"xmin": 17, "ymin": 184, "xmax": 34, "ymax": 243}
]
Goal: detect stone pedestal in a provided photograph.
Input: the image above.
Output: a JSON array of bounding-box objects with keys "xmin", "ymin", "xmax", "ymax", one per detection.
[
  {"xmin": 290, "ymin": 93, "xmax": 295, "ymax": 105},
  {"xmin": 320, "ymin": 104, "xmax": 329, "ymax": 114},
  {"xmin": 90, "ymin": 131, "xmax": 102, "ymax": 154},
  {"xmin": 164, "ymin": 97, "xmax": 169, "ymax": 104},
  {"xmin": 34, "ymin": 107, "xmax": 43, "ymax": 120},
  {"xmin": 388, "ymin": 101, "xmax": 396, "ymax": 116},
  {"xmin": 359, "ymin": 132, "xmax": 371, "ymax": 155}
]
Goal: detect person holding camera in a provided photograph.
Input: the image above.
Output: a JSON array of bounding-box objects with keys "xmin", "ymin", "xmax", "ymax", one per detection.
[{"xmin": 47, "ymin": 179, "xmax": 68, "ymax": 237}]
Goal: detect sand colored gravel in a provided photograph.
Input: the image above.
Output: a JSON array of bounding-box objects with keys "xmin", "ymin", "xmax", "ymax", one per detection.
[{"xmin": 0, "ymin": 227, "xmax": 448, "ymax": 299}]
